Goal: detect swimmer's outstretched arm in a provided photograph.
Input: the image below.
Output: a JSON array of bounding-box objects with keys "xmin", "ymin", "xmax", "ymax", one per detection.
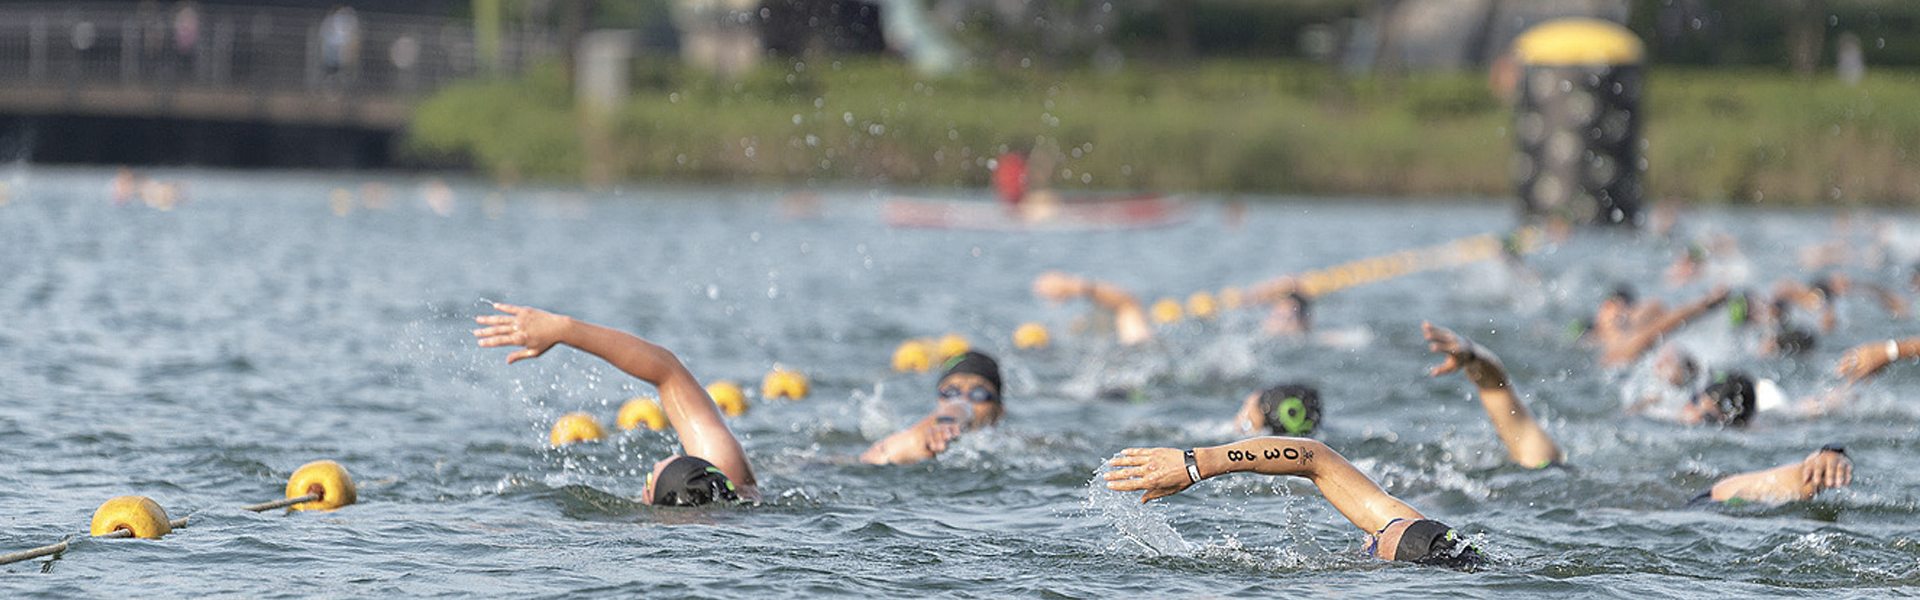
[
  {"xmin": 475, "ymin": 303, "xmax": 760, "ymax": 499},
  {"xmin": 1837, "ymin": 337, "xmax": 1920, "ymax": 385},
  {"xmin": 1104, "ymin": 437, "xmax": 1425, "ymax": 534},
  {"xmin": 1033, "ymin": 271, "xmax": 1153, "ymax": 345},
  {"xmin": 1708, "ymin": 445, "xmax": 1852, "ymax": 504},
  {"xmin": 1601, "ymin": 286, "xmax": 1728, "ymax": 367},
  {"xmin": 859, "ymin": 401, "xmax": 971, "ymax": 465},
  {"xmin": 1422, "ymin": 322, "xmax": 1563, "ymax": 468}
]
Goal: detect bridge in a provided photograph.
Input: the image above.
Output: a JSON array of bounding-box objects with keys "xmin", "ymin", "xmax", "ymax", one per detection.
[{"xmin": 0, "ymin": 2, "xmax": 549, "ymax": 167}]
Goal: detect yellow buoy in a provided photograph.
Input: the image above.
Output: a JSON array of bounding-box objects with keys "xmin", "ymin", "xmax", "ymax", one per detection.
[
  {"xmin": 1219, "ymin": 287, "xmax": 1244, "ymax": 310},
  {"xmin": 549, "ymin": 412, "xmax": 607, "ymax": 446},
  {"xmin": 934, "ymin": 334, "xmax": 971, "ymax": 363},
  {"xmin": 761, "ymin": 367, "xmax": 810, "ymax": 401},
  {"xmin": 90, "ymin": 496, "xmax": 172, "ymax": 539},
  {"xmin": 1186, "ymin": 292, "xmax": 1219, "ymax": 320},
  {"xmin": 1151, "ymin": 298, "xmax": 1183, "ymax": 325},
  {"xmin": 707, "ymin": 380, "xmax": 749, "ymax": 417},
  {"xmin": 617, "ymin": 397, "xmax": 667, "ymax": 431},
  {"xmin": 892, "ymin": 339, "xmax": 933, "ymax": 372},
  {"xmin": 1013, "ymin": 322, "xmax": 1050, "ymax": 349},
  {"xmin": 285, "ymin": 460, "xmax": 359, "ymax": 512}
]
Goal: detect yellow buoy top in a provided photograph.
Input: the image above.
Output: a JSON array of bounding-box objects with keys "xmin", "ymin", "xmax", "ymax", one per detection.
[
  {"xmin": 1150, "ymin": 298, "xmax": 1183, "ymax": 325},
  {"xmin": 1218, "ymin": 287, "xmax": 1244, "ymax": 310},
  {"xmin": 762, "ymin": 366, "xmax": 810, "ymax": 400},
  {"xmin": 1513, "ymin": 18, "xmax": 1643, "ymax": 66},
  {"xmin": 549, "ymin": 412, "xmax": 607, "ymax": 446},
  {"xmin": 1186, "ymin": 292, "xmax": 1218, "ymax": 320},
  {"xmin": 892, "ymin": 339, "xmax": 933, "ymax": 372},
  {"xmin": 934, "ymin": 334, "xmax": 971, "ymax": 363},
  {"xmin": 1013, "ymin": 322, "xmax": 1050, "ymax": 349},
  {"xmin": 618, "ymin": 397, "xmax": 667, "ymax": 431},
  {"xmin": 707, "ymin": 380, "xmax": 749, "ymax": 416},
  {"xmin": 286, "ymin": 459, "xmax": 359, "ymax": 512},
  {"xmin": 91, "ymin": 495, "xmax": 173, "ymax": 539}
]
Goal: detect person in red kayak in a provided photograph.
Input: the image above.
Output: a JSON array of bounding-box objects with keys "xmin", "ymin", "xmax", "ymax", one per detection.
[{"xmin": 992, "ymin": 147, "xmax": 1029, "ymax": 208}]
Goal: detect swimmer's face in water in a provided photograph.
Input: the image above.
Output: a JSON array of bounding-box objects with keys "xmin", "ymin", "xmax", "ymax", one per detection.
[
  {"xmin": 1680, "ymin": 393, "xmax": 1725, "ymax": 426},
  {"xmin": 936, "ymin": 372, "xmax": 1003, "ymax": 429}
]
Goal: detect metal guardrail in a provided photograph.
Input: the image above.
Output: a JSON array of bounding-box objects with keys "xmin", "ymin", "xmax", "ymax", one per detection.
[{"xmin": 0, "ymin": 2, "xmax": 550, "ymax": 127}]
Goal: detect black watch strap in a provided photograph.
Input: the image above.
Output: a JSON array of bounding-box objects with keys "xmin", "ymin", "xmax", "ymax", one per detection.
[
  {"xmin": 1183, "ymin": 450, "xmax": 1201, "ymax": 484},
  {"xmin": 1820, "ymin": 442, "xmax": 1846, "ymax": 455}
]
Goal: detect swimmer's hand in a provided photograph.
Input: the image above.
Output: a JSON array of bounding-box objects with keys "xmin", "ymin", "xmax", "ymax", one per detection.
[
  {"xmin": 1835, "ymin": 340, "xmax": 1896, "ymax": 384},
  {"xmin": 922, "ymin": 416, "xmax": 965, "ymax": 455},
  {"xmin": 1422, "ymin": 322, "xmax": 1506, "ymax": 388},
  {"xmin": 1802, "ymin": 447, "xmax": 1853, "ymax": 493},
  {"xmin": 474, "ymin": 302, "xmax": 569, "ymax": 364},
  {"xmin": 1103, "ymin": 447, "xmax": 1194, "ymax": 502}
]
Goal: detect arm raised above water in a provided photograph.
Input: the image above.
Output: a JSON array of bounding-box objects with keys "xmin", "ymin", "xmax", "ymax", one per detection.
[{"xmin": 475, "ymin": 302, "xmax": 759, "ymax": 499}]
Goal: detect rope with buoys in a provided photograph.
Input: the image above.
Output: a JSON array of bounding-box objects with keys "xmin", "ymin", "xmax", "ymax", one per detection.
[
  {"xmin": 0, "ymin": 460, "xmax": 358, "ymax": 566},
  {"xmin": 1253, "ymin": 226, "xmax": 1544, "ymax": 301}
]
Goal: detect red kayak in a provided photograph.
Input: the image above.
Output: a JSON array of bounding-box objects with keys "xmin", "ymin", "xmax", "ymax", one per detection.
[{"xmin": 883, "ymin": 193, "xmax": 1190, "ymax": 232}]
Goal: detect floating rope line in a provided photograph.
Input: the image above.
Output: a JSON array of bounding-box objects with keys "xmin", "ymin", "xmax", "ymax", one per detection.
[
  {"xmin": 2, "ymin": 460, "xmax": 357, "ymax": 567},
  {"xmin": 1251, "ymin": 227, "xmax": 1545, "ymax": 301},
  {"xmin": 240, "ymin": 493, "xmax": 322, "ymax": 513},
  {"xmin": 0, "ymin": 517, "xmax": 191, "ymax": 566}
]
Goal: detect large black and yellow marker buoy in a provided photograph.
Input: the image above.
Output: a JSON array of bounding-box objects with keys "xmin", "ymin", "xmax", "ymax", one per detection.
[
  {"xmin": 1511, "ymin": 18, "xmax": 1644, "ymax": 226},
  {"xmin": 761, "ymin": 366, "xmax": 810, "ymax": 401},
  {"xmin": 892, "ymin": 339, "xmax": 934, "ymax": 372},
  {"xmin": 549, "ymin": 412, "xmax": 607, "ymax": 446},
  {"xmin": 1012, "ymin": 322, "xmax": 1050, "ymax": 350},
  {"xmin": 618, "ymin": 396, "xmax": 667, "ymax": 431},
  {"xmin": 707, "ymin": 380, "xmax": 749, "ymax": 416},
  {"xmin": 244, "ymin": 460, "xmax": 359, "ymax": 513}
]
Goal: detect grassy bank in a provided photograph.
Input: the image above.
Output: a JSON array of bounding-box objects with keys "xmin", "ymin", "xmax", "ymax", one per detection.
[{"xmin": 407, "ymin": 59, "xmax": 1920, "ymax": 205}]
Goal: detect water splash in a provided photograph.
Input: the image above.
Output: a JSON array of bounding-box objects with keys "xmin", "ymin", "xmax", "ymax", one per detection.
[{"xmin": 1083, "ymin": 462, "xmax": 1192, "ymax": 557}]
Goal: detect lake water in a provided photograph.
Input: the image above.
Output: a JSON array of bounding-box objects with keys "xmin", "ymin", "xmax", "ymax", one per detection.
[{"xmin": 2, "ymin": 167, "xmax": 1916, "ymax": 597}]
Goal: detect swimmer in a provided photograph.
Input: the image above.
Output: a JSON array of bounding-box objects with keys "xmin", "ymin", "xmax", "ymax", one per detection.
[
  {"xmin": 474, "ymin": 303, "xmax": 759, "ymax": 505},
  {"xmin": 860, "ymin": 351, "xmax": 1006, "ymax": 465},
  {"xmin": 1592, "ymin": 284, "xmax": 1728, "ymax": 368},
  {"xmin": 1234, "ymin": 383, "xmax": 1322, "ymax": 437},
  {"xmin": 1678, "ymin": 370, "xmax": 1757, "ymax": 427},
  {"xmin": 1104, "ymin": 437, "xmax": 1483, "ymax": 569},
  {"xmin": 1693, "ymin": 444, "xmax": 1853, "ymax": 505},
  {"xmin": 1241, "ymin": 276, "xmax": 1312, "ymax": 336},
  {"xmin": 1032, "ymin": 271, "xmax": 1154, "ymax": 346},
  {"xmin": 1422, "ymin": 322, "xmax": 1564, "ymax": 468}
]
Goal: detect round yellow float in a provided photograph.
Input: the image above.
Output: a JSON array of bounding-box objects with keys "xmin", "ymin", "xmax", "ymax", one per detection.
[
  {"xmin": 707, "ymin": 380, "xmax": 749, "ymax": 416},
  {"xmin": 934, "ymin": 334, "xmax": 971, "ymax": 363},
  {"xmin": 1186, "ymin": 292, "xmax": 1218, "ymax": 320},
  {"xmin": 891, "ymin": 339, "xmax": 933, "ymax": 372},
  {"xmin": 617, "ymin": 397, "xmax": 667, "ymax": 431},
  {"xmin": 1151, "ymin": 298, "xmax": 1183, "ymax": 325},
  {"xmin": 285, "ymin": 459, "xmax": 358, "ymax": 512},
  {"xmin": 549, "ymin": 412, "xmax": 607, "ymax": 446},
  {"xmin": 1013, "ymin": 322, "xmax": 1050, "ymax": 349},
  {"xmin": 1219, "ymin": 287, "xmax": 1244, "ymax": 310},
  {"xmin": 761, "ymin": 367, "xmax": 810, "ymax": 401},
  {"xmin": 90, "ymin": 495, "xmax": 172, "ymax": 539}
]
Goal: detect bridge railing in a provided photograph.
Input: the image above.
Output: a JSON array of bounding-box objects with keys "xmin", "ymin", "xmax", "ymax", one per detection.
[{"xmin": 0, "ymin": 2, "xmax": 549, "ymax": 101}]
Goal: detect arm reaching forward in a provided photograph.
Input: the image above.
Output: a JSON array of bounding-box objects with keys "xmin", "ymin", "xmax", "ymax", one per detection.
[{"xmin": 1103, "ymin": 437, "xmax": 1425, "ymax": 535}]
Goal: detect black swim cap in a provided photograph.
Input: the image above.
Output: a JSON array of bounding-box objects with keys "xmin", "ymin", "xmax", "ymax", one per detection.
[
  {"xmin": 1698, "ymin": 371, "xmax": 1756, "ymax": 428},
  {"xmin": 1256, "ymin": 384, "xmax": 1322, "ymax": 437},
  {"xmin": 650, "ymin": 456, "xmax": 739, "ymax": 507},
  {"xmin": 1394, "ymin": 519, "xmax": 1484, "ymax": 570},
  {"xmin": 939, "ymin": 351, "xmax": 1002, "ymax": 397},
  {"xmin": 1773, "ymin": 326, "xmax": 1817, "ymax": 356}
]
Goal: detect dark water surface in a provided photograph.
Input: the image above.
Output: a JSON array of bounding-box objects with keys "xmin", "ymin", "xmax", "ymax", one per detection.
[{"xmin": 3, "ymin": 168, "xmax": 1917, "ymax": 597}]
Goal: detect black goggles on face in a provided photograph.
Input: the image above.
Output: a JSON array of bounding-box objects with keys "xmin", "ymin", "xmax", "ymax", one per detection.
[{"xmin": 940, "ymin": 384, "xmax": 999, "ymax": 403}]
